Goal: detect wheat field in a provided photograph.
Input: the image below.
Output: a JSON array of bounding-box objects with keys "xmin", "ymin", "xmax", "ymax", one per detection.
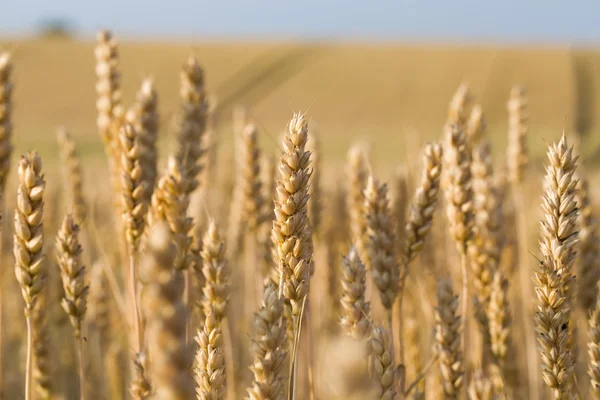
[{"xmin": 0, "ymin": 31, "xmax": 598, "ymax": 400}]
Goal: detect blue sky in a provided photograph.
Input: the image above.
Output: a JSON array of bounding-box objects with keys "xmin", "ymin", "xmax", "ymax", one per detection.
[{"xmin": 2, "ymin": 1, "xmax": 600, "ymax": 43}]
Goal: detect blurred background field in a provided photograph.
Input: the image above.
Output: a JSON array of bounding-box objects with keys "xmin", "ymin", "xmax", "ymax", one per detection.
[{"xmin": 2, "ymin": 37, "xmax": 599, "ymax": 177}]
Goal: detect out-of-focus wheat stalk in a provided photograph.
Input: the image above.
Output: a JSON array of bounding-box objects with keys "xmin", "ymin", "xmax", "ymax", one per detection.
[
  {"xmin": 126, "ymin": 78, "xmax": 159, "ymax": 206},
  {"xmin": 588, "ymin": 293, "xmax": 600, "ymax": 399},
  {"xmin": 364, "ymin": 176, "xmax": 399, "ymax": 317},
  {"xmin": 447, "ymin": 83, "xmax": 473, "ymax": 126},
  {"xmin": 140, "ymin": 223, "xmax": 195, "ymax": 399},
  {"xmin": 0, "ymin": 51, "xmax": 13, "ymax": 395},
  {"xmin": 576, "ymin": 173, "xmax": 600, "ymax": 312},
  {"xmin": 56, "ymin": 214, "xmax": 89, "ymax": 399},
  {"xmin": 391, "ymin": 166, "xmax": 408, "ymax": 244},
  {"xmin": 347, "ymin": 145, "xmax": 369, "ymax": 264},
  {"xmin": 535, "ymin": 135, "xmax": 578, "ymax": 399},
  {"xmin": 435, "ymin": 278, "xmax": 464, "ymax": 400},
  {"xmin": 14, "ymin": 152, "xmax": 46, "ymax": 400},
  {"xmin": 340, "ymin": 246, "xmax": 370, "ymax": 340},
  {"xmin": 307, "ymin": 131, "xmax": 322, "ymax": 238},
  {"xmin": 370, "ymin": 324, "xmax": 398, "ymax": 400},
  {"xmin": 443, "ymin": 123, "xmax": 473, "ymax": 367},
  {"xmin": 246, "ymin": 283, "xmax": 287, "ymax": 400},
  {"xmin": 403, "ymin": 142, "xmax": 443, "ymax": 265},
  {"xmin": 149, "ymin": 157, "xmax": 193, "ymax": 272},
  {"xmin": 57, "ymin": 128, "xmax": 87, "ymax": 224},
  {"xmin": 176, "ymin": 56, "xmax": 208, "ymax": 197}
]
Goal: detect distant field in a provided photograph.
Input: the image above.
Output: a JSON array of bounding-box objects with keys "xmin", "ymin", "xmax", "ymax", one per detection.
[{"xmin": 0, "ymin": 37, "xmax": 598, "ymax": 177}]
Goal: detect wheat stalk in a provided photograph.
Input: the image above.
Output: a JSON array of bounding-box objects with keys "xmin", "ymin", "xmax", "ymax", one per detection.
[
  {"xmin": 176, "ymin": 56, "xmax": 208, "ymax": 197},
  {"xmin": 447, "ymin": 83, "xmax": 473, "ymax": 125},
  {"xmin": 55, "ymin": 214, "xmax": 89, "ymax": 399},
  {"xmin": 32, "ymin": 298, "xmax": 52, "ymax": 400},
  {"xmin": 246, "ymin": 283, "xmax": 288, "ymax": 400},
  {"xmin": 435, "ymin": 278, "xmax": 464, "ymax": 400},
  {"xmin": 57, "ymin": 128, "xmax": 87, "ymax": 224},
  {"xmin": 364, "ymin": 176, "xmax": 399, "ymax": 314},
  {"xmin": 403, "ymin": 142, "xmax": 443, "ymax": 265},
  {"xmin": 391, "ymin": 166, "xmax": 408, "ymax": 244},
  {"xmin": 535, "ymin": 134, "xmax": 579, "ymax": 399},
  {"xmin": 347, "ymin": 145, "xmax": 369, "ymax": 264},
  {"xmin": 13, "ymin": 152, "xmax": 46, "ymax": 400},
  {"xmin": 588, "ymin": 293, "xmax": 600, "ymax": 399},
  {"xmin": 0, "ymin": 50, "xmax": 13, "ymax": 397},
  {"xmin": 370, "ymin": 324, "xmax": 397, "ymax": 399},
  {"xmin": 506, "ymin": 85, "xmax": 528, "ymax": 185},
  {"xmin": 140, "ymin": 222, "xmax": 195, "ymax": 399},
  {"xmin": 95, "ymin": 30, "xmax": 123, "ymax": 155},
  {"xmin": 272, "ymin": 113, "xmax": 312, "ymax": 315},
  {"xmin": 195, "ymin": 310, "xmax": 226, "ymax": 400},
  {"xmin": 201, "ymin": 221, "xmax": 230, "ymax": 321},
  {"xmin": 576, "ymin": 172, "xmax": 600, "ymax": 312},
  {"xmin": 126, "ymin": 78, "xmax": 159, "ymax": 205},
  {"xmin": 340, "ymin": 246, "xmax": 371, "ymax": 340},
  {"xmin": 149, "ymin": 157, "xmax": 193, "ymax": 272},
  {"xmin": 465, "ymin": 104, "xmax": 486, "ymax": 147}
]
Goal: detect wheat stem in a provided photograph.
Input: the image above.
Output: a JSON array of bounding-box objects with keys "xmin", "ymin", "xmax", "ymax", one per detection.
[
  {"xmin": 77, "ymin": 336, "xmax": 86, "ymax": 400},
  {"xmin": 25, "ymin": 315, "xmax": 32, "ymax": 400}
]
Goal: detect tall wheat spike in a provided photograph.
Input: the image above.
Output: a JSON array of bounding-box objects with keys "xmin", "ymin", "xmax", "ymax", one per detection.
[
  {"xmin": 14, "ymin": 152, "xmax": 46, "ymax": 400},
  {"xmin": 176, "ymin": 56, "xmax": 208, "ymax": 197},
  {"xmin": 246, "ymin": 283, "xmax": 287, "ymax": 400},
  {"xmin": 126, "ymin": 78, "xmax": 159, "ymax": 205},
  {"xmin": 140, "ymin": 223, "xmax": 195, "ymax": 399},
  {"xmin": 535, "ymin": 134, "xmax": 579, "ymax": 399},
  {"xmin": 272, "ymin": 113, "xmax": 312, "ymax": 315}
]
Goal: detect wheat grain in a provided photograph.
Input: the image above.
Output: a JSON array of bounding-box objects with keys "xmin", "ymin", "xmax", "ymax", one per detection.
[
  {"xmin": 0, "ymin": 52, "xmax": 13, "ymax": 194},
  {"xmin": 588, "ymin": 294, "xmax": 600, "ymax": 399}
]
